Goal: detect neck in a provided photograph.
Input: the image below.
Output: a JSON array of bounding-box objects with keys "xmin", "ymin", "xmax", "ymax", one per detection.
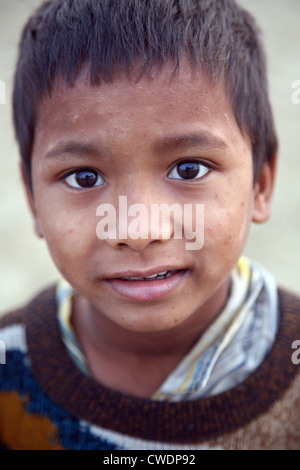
[
  {"xmin": 73, "ymin": 278, "xmax": 231, "ymax": 397},
  {"xmin": 72, "ymin": 278, "xmax": 231, "ymax": 360}
]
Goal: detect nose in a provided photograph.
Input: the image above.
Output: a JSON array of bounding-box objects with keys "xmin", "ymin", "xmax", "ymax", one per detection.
[{"xmin": 97, "ymin": 194, "xmax": 176, "ymax": 251}]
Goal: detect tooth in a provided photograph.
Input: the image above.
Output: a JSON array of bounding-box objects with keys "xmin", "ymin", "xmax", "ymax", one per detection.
[
  {"xmin": 123, "ymin": 277, "xmax": 142, "ymax": 280},
  {"xmin": 122, "ymin": 270, "xmax": 175, "ymax": 281}
]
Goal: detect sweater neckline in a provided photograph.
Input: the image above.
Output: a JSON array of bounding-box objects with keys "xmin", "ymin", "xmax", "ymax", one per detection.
[{"xmin": 24, "ymin": 286, "xmax": 300, "ymax": 444}]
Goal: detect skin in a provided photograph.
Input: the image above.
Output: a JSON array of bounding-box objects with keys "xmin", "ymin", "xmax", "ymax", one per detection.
[{"xmin": 24, "ymin": 61, "xmax": 277, "ymax": 397}]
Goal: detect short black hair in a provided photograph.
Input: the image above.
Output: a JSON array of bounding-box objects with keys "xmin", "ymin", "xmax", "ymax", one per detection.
[{"xmin": 13, "ymin": 0, "xmax": 278, "ymax": 187}]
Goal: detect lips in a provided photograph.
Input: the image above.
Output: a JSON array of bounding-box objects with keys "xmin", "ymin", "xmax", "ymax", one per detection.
[{"xmin": 104, "ymin": 268, "xmax": 189, "ymax": 301}]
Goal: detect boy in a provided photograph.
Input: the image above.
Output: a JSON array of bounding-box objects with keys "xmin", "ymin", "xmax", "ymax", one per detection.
[{"xmin": 0, "ymin": 0, "xmax": 299, "ymax": 450}]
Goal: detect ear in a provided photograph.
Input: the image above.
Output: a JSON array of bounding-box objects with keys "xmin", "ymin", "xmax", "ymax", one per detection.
[
  {"xmin": 252, "ymin": 155, "xmax": 278, "ymax": 224},
  {"xmin": 20, "ymin": 162, "xmax": 44, "ymax": 238}
]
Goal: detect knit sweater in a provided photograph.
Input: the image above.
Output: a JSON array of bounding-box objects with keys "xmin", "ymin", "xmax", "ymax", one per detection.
[{"xmin": 0, "ymin": 286, "xmax": 299, "ymax": 450}]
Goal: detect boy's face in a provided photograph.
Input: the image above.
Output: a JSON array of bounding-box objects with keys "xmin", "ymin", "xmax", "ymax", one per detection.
[{"xmin": 28, "ymin": 62, "xmax": 272, "ymax": 334}]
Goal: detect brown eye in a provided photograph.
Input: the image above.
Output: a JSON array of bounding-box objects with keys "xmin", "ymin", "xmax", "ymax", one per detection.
[
  {"xmin": 64, "ymin": 169, "xmax": 105, "ymax": 188},
  {"xmin": 177, "ymin": 162, "xmax": 200, "ymax": 179},
  {"xmin": 168, "ymin": 161, "xmax": 210, "ymax": 180},
  {"xmin": 75, "ymin": 170, "xmax": 98, "ymax": 187}
]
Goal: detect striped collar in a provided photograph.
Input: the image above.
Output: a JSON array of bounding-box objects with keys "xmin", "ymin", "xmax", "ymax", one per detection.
[{"xmin": 56, "ymin": 256, "xmax": 278, "ymax": 401}]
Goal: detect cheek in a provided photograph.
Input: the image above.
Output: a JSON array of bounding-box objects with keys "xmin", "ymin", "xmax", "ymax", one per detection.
[
  {"xmin": 37, "ymin": 205, "xmax": 99, "ymax": 277},
  {"xmin": 203, "ymin": 193, "xmax": 253, "ymax": 263}
]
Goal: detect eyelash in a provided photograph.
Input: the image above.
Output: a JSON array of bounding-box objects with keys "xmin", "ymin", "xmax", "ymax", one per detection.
[{"xmin": 61, "ymin": 160, "xmax": 211, "ymax": 190}]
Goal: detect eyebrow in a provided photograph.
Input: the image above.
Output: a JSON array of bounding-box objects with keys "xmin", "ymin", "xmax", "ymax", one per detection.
[
  {"xmin": 44, "ymin": 131, "xmax": 227, "ymax": 160},
  {"xmin": 153, "ymin": 132, "xmax": 227, "ymax": 154},
  {"xmin": 44, "ymin": 142, "xmax": 111, "ymax": 160}
]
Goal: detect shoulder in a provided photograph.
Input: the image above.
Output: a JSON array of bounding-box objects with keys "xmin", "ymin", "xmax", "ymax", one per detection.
[
  {"xmin": 0, "ymin": 285, "xmax": 57, "ymax": 357},
  {"xmin": 0, "ymin": 284, "xmax": 57, "ymax": 324},
  {"xmin": 278, "ymin": 287, "xmax": 300, "ymax": 312},
  {"xmin": 277, "ymin": 287, "xmax": 300, "ymax": 340},
  {"xmin": 0, "ymin": 307, "xmax": 23, "ymax": 330}
]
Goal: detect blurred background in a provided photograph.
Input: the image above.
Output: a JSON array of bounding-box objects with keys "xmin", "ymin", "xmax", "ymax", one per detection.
[{"xmin": 0, "ymin": 0, "xmax": 299, "ymax": 313}]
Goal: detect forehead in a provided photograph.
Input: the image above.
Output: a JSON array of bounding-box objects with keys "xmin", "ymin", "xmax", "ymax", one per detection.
[{"xmin": 33, "ymin": 61, "xmax": 248, "ymax": 158}]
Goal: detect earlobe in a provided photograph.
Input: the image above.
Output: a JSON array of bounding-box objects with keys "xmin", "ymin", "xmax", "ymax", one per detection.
[
  {"xmin": 19, "ymin": 162, "xmax": 44, "ymax": 238},
  {"xmin": 252, "ymin": 155, "xmax": 277, "ymax": 224}
]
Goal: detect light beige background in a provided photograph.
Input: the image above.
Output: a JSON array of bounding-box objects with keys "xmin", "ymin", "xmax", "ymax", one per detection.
[{"xmin": 0, "ymin": 0, "xmax": 299, "ymax": 314}]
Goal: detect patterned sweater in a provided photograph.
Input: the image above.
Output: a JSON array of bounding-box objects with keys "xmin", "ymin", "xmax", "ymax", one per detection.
[{"xmin": 0, "ymin": 285, "xmax": 299, "ymax": 450}]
